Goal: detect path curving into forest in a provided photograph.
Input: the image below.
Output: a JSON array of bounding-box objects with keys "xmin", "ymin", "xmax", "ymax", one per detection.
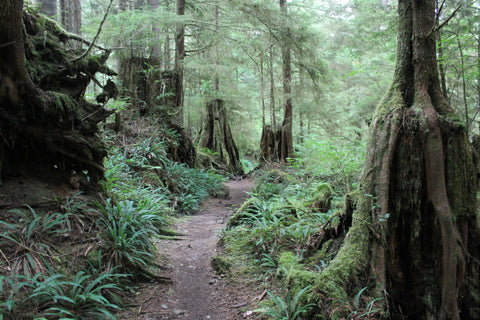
[{"xmin": 118, "ymin": 178, "xmax": 256, "ymax": 320}]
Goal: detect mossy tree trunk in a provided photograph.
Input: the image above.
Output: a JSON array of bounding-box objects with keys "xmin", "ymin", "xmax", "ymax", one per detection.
[
  {"xmin": 0, "ymin": 1, "xmax": 113, "ymax": 184},
  {"xmin": 198, "ymin": 99, "xmax": 244, "ymax": 176},
  {"xmin": 311, "ymin": 0, "xmax": 480, "ymax": 319},
  {"xmin": 118, "ymin": 57, "xmax": 196, "ymax": 167}
]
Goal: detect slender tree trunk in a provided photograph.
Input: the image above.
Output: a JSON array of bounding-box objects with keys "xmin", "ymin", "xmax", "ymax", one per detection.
[
  {"xmin": 37, "ymin": 0, "xmax": 57, "ymax": 19},
  {"xmin": 72, "ymin": 0, "xmax": 81, "ymax": 36},
  {"xmin": 269, "ymin": 44, "xmax": 276, "ymax": 133},
  {"xmin": 260, "ymin": 54, "xmax": 266, "ymax": 128},
  {"xmin": 59, "ymin": 0, "xmax": 81, "ymax": 36},
  {"xmin": 148, "ymin": 0, "xmax": 162, "ymax": 69},
  {"xmin": 164, "ymin": 0, "xmax": 171, "ymax": 70},
  {"xmin": 298, "ymin": 70, "xmax": 305, "ymax": 145},
  {"xmin": 436, "ymin": 0, "xmax": 448, "ymax": 98},
  {"xmin": 0, "ymin": 0, "xmax": 30, "ymax": 100},
  {"xmin": 59, "ymin": 0, "xmax": 71, "ymax": 31},
  {"xmin": 299, "ymin": 111, "xmax": 304, "ymax": 145},
  {"xmin": 477, "ymin": 37, "xmax": 480, "ymax": 131},
  {"xmin": 165, "ymin": 33, "xmax": 171, "ymax": 69},
  {"xmin": 456, "ymin": 35, "xmax": 469, "ymax": 132},
  {"xmin": 214, "ymin": 4, "xmax": 220, "ymax": 92},
  {"xmin": 174, "ymin": 0, "xmax": 185, "ymax": 126},
  {"xmin": 279, "ymin": 0, "xmax": 293, "ymax": 161},
  {"xmin": 259, "ymin": 44, "xmax": 279, "ymax": 164}
]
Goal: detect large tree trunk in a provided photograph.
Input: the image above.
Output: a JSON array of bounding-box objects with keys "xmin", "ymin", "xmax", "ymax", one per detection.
[
  {"xmin": 119, "ymin": 57, "xmax": 177, "ymax": 114},
  {"xmin": 309, "ymin": 0, "xmax": 480, "ymax": 319},
  {"xmin": 260, "ymin": 125, "xmax": 281, "ymax": 163},
  {"xmin": 198, "ymin": 99, "xmax": 244, "ymax": 176},
  {"xmin": 0, "ymin": 0, "xmax": 28, "ymax": 186},
  {"xmin": 0, "ymin": 0, "xmax": 30, "ymax": 97}
]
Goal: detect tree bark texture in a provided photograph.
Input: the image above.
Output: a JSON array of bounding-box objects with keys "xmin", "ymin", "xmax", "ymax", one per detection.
[
  {"xmin": 279, "ymin": 0, "xmax": 293, "ymax": 161},
  {"xmin": 0, "ymin": 0, "xmax": 30, "ymax": 99},
  {"xmin": 260, "ymin": 125, "xmax": 281, "ymax": 164},
  {"xmin": 164, "ymin": 0, "xmax": 171, "ymax": 69},
  {"xmin": 37, "ymin": 0, "xmax": 57, "ymax": 19},
  {"xmin": 119, "ymin": 57, "xmax": 177, "ymax": 115},
  {"xmin": 174, "ymin": 0, "xmax": 185, "ymax": 126},
  {"xmin": 59, "ymin": 0, "xmax": 81, "ymax": 36},
  {"xmin": 147, "ymin": 0, "xmax": 162, "ymax": 67},
  {"xmin": 198, "ymin": 99, "xmax": 244, "ymax": 176},
  {"xmin": 308, "ymin": 0, "xmax": 480, "ymax": 319}
]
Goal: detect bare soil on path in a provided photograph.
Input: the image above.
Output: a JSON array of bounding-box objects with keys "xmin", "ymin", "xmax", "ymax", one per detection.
[{"xmin": 118, "ymin": 178, "xmax": 260, "ymax": 320}]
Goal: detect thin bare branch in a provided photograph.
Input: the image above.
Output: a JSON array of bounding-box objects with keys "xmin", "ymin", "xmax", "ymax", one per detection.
[{"xmin": 72, "ymin": 0, "xmax": 114, "ymax": 61}]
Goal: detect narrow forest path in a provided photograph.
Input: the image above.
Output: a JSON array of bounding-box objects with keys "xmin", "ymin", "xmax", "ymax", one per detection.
[{"xmin": 118, "ymin": 178, "xmax": 257, "ymax": 320}]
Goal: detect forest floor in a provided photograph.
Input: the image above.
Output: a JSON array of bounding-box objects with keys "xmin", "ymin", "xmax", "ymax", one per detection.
[{"xmin": 118, "ymin": 178, "xmax": 263, "ymax": 320}]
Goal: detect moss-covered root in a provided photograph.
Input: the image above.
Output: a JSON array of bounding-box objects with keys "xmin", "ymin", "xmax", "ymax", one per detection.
[{"xmin": 308, "ymin": 197, "xmax": 373, "ymax": 319}]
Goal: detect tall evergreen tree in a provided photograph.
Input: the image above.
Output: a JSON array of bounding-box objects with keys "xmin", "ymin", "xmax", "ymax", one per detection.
[
  {"xmin": 279, "ymin": 0, "xmax": 293, "ymax": 161},
  {"xmin": 174, "ymin": 0, "xmax": 185, "ymax": 125}
]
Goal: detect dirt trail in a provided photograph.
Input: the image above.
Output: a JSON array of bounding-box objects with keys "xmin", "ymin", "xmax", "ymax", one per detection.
[{"xmin": 119, "ymin": 178, "xmax": 257, "ymax": 320}]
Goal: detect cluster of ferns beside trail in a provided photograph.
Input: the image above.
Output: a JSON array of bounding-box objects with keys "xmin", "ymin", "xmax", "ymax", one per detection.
[{"xmin": 1, "ymin": 0, "xmax": 480, "ymax": 319}]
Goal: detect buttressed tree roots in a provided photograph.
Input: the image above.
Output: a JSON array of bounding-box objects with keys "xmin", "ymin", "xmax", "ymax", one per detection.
[{"xmin": 308, "ymin": 0, "xmax": 480, "ymax": 319}]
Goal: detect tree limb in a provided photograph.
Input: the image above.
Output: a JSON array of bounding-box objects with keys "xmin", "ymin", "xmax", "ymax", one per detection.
[
  {"xmin": 436, "ymin": 5, "xmax": 462, "ymax": 31},
  {"xmin": 72, "ymin": 0, "xmax": 114, "ymax": 61}
]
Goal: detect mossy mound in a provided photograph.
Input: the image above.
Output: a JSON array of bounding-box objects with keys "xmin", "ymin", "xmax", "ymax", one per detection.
[{"xmin": 1, "ymin": 10, "xmax": 116, "ymax": 184}]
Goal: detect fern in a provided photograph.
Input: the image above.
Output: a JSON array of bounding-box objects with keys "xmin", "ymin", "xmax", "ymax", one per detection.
[{"xmin": 261, "ymin": 286, "xmax": 315, "ymax": 320}]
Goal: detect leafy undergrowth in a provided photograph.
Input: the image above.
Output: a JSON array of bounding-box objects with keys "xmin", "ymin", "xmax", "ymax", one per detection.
[
  {"xmin": 220, "ymin": 137, "xmax": 382, "ymax": 320},
  {"xmin": 0, "ymin": 111, "xmax": 227, "ymax": 319}
]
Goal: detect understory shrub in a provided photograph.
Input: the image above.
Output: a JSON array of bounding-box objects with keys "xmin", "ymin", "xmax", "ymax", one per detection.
[
  {"xmin": 95, "ymin": 199, "xmax": 162, "ymax": 277},
  {"xmin": 294, "ymin": 136, "xmax": 365, "ymax": 194},
  {"xmin": 0, "ymin": 269, "xmax": 127, "ymax": 320},
  {"xmin": 222, "ymin": 137, "xmax": 366, "ymax": 319},
  {"xmin": 103, "ymin": 137, "xmax": 226, "ymax": 214},
  {"xmin": 0, "ymin": 207, "xmax": 71, "ymax": 277}
]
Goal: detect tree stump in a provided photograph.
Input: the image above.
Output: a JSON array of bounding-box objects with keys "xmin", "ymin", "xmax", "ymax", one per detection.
[{"xmin": 198, "ymin": 99, "xmax": 244, "ymax": 176}]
